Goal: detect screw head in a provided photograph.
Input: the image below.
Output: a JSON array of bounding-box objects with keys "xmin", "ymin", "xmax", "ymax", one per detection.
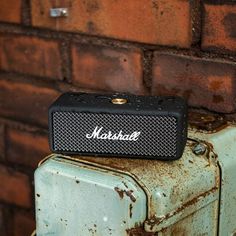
[
  {"xmin": 192, "ymin": 143, "xmax": 207, "ymax": 155},
  {"xmin": 60, "ymin": 9, "xmax": 68, "ymax": 16}
]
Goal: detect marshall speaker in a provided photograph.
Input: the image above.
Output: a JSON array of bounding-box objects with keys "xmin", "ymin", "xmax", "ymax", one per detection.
[{"xmin": 48, "ymin": 92, "xmax": 188, "ymax": 160}]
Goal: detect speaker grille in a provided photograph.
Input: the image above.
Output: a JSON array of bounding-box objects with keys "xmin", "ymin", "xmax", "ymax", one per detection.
[{"xmin": 52, "ymin": 112, "xmax": 178, "ymax": 158}]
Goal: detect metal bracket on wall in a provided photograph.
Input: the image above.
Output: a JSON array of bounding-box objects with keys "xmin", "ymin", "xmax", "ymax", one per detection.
[{"xmin": 50, "ymin": 8, "xmax": 68, "ymax": 17}]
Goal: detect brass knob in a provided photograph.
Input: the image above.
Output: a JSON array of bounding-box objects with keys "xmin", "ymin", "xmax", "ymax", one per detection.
[{"xmin": 111, "ymin": 98, "xmax": 128, "ymax": 105}]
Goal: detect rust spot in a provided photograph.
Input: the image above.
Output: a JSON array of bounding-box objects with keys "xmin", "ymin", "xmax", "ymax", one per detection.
[
  {"xmin": 126, "ymin": 223, "xmax": 156, "ymax": 236},
  {"xmin": 114, "ymin": 187, "xmax": 136, "ymax": 202},
  {"xmin": 122, "ymin": 181, "xmax": 129, "ymax": 188},
  {"xmin": 126, "ymin": 190, "xmax": 136, "ymax": 203},
  {"xmin": 88, "ymin": 227, "xmax": 97, "ymax": 234},
  {"xmin": 147, "ymin": 186, "xmax": 218, "ymax": 230},
  {"xmin": 161, "ymin": 224, "xmax": 188, "ymax": 236},
  {"xmin": 129, "ymin": 204, "xmax": 133, "ymax": 218},
  {"xmin": 170, "ymin": 225, "xmax": 188, "ymax": 236},
  {"xmin": 188, "ymin": 111, "xmax": 227, "ymax": 132},
  {"xmin": 114, "ymin": 187, "xmax": 124, "ymax": 199}
]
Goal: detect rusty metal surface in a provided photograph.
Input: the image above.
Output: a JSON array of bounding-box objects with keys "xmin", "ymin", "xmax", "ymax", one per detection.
[
  {"xmin": 159, "ymin": 199, "xmax": 219, "ymax": 236},
  {"xmin": 35, "ymin": 157, "xmax": 147, "ymax": 236},
  {"xmin": 188, "ymin": 111, "xmax": 227, "ymax": 132},
  {"xmin": 66, "ymin": 137, "xmax": 220, "ymax": 232},
  {"xmin": 35, "ymin": 123, "xmax": 236, "ymax": 235},
  {"xmin": 188, "ymin": 124, "xmax": 236, "ymax": 235},
  {"xmin": 203, "ymin": 126, "xmax": 236, "ymax": 235},
  {"xmin": 126, "ymin": 225, "xmax": 156, "ymax": 236}
]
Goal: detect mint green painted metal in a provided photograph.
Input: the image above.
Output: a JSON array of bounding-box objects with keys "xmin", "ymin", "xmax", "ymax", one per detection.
[
  {"xmin": 35, "ymin": 124, "xmax": 236, "ymax": 235},
  {"xmin": 35, "ymin": 141, "xmax": 220, "ymax": 235},
  {"xmin": 35, "ymin": 156, "xmax": 147, "ymax": 236},
  {"xmin": 189, "ymin": 125, "xmax": 236, "ymax": 235},
  {"xmin": 214, "ymin": 127, "xmax": 236, "ymax": 236},
  {"xmin": 76, "ymin": 142, "xmax": 220, "ymax": 235}
]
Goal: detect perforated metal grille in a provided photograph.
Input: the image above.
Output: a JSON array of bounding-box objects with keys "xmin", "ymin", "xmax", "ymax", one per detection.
[{"xmin": 52, "ymin": 112, "xmax": 178, "ymax": 158}]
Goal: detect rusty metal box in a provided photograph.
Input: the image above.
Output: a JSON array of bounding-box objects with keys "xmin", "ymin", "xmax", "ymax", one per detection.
[{"xmin": 35, "ymin": 125, "xmax": 236, "ymax": 235}]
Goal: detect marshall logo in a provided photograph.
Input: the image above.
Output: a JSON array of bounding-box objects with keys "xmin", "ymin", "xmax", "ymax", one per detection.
[{"xmin": 86, "ymin": 126, "xmax": 141, "ymax": 141}]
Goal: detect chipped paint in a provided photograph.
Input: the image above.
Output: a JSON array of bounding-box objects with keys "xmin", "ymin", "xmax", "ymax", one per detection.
[
  {"xmin": 35, "ymin": 124, "xmax": 236, "ymax": 235},
  {"xmin": 204, "ymin": 126, "xmax": 236, "ymax": 235},
  {"xmin": 114, "ymin": 187, "xmax": 136, "ymax": 203},
  {"xmin": 74, "ymin": 140, "xmax": 219, "ymax": 232},
  {"xmin": 35, "ymin": 157, "xmax": 146, "ymax": 236},
  {"xmin": 145, "ymin": 186, "xmax": 218, "ymax": 231},
  {"xmin": 126, "ymin": 224, "xmax": 155, "ymax": 236},
  {"xmin": 188, "ymin": 111, "xmax": 227, "ymax": 133},
  {"xmin": 114, "ymin": 187, "xmax": 125, "ymax": 199}
]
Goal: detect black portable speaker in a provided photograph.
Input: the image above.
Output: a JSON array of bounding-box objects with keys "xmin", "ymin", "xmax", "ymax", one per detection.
[{"xmin": 49, "ymin": 92, "xmax": 188, "ymax": 160}]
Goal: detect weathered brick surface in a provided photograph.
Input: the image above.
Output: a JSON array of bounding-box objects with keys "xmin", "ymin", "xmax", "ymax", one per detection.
[
  {"xmin": 31, "ymin": 0, "xmax": 199, "ymax": 47},
  {"xmin": 0, "ymin": 79, "xmax": 60, "ymax": 127},
  {"xmin": 0, "ymin": 205, "xmax": 13, "ymax": 236},
  {"xmin": 0, "ymin": 35, "xmax": 62, "ymax": 79},
  {"xmin": 0, "ymin": 0, "xmax": 22, "ymax": 23},
  {"xmin": 152, "ymin": 52, "xmax": 236, "ymax": 113},
  {"xmin": 0, "ymin": 123, "xmax": 4, "ymax": 160},
  {"xmin": 6, "ymin": 127, "xmax": 49, "ymax": 167},
  {"xmin": 13, "ymin": 211, "xmax": 35, "ymax": 236},
  {"xmin": 0, "ymin": 206, "xmax": 6, "ymax": 236},
  {"xmin": 202, "ymin": 2, "xmax": 236, "ymax": 54},
  {"xmin": 72, "ymin": 44, "xmax": 147, "ymax": 94},
  {"xmin": 0, "ymin": 165, "xmax": 31, "ymax": 207}
]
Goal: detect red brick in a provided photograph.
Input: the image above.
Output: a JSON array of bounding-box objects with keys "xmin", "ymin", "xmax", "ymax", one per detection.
[
  {"xmin": 152, "ymin": 52, "xmax": 236, "ymax": 113},
  {"xmin": 0, "ymin": 123, "xmax": 4, "ymax": 160},
  {"xmin": 202, "ymin": 2, "xmax": 236, "ymax": 54},
  {"xmin": 72, "ymin": 44, "xmax": 146, "ymax": 94},
  {"xmin": 6, "ymin": 127, "xmax": 50, "ymax": 167},
  {"xmin": 1, "ymin": 206, "xmax": 13, "ymax": 236},
  {"xmin": 0, "ymin": 206, "xmax": 6, "ymax": 236},
  {"xmin": 0, "ymin": 0, "xmax": 22, "ymax": 23},
  {"xmin": 0, "ymin": 35, "xmax": 62, "ymax": 79},
  {"xmin": 32, "ymin": 0, "xmax": 199, "ymax": 47},
  {"xmin": 0, "ymin": 79, "xmax": 60, "ymax": 127},
  {"xmin": 0, "ymin": 164, "xmax": 31, "ymax": 207},
  {"xmin": 13, "ymin": 211, "xmax": 35, "ymax": 236}
]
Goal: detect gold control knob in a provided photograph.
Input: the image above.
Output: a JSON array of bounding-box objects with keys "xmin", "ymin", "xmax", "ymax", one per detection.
[{"xmin": 111, "ymin": 98, "xmax": 128, "ymax": 105}]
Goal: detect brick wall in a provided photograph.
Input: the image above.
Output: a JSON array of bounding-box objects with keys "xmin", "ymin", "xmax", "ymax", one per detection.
[{"xmin": 0, "ymin": 0, "xmax": 236, "ymax": 235}]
